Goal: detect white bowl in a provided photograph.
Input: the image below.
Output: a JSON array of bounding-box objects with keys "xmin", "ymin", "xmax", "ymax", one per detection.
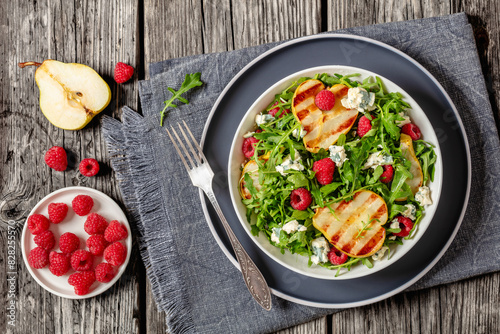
[
  {"xmin": 21, "ymin": 186, "xmax": 132, "ymax": 298},
  {"xmin": 228, "ymin": 65, "xmax": 443, "ymax": 280}
]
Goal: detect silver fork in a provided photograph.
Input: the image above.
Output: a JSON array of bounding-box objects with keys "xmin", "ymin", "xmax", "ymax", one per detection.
[{"xmin": 166, "ymin": 121, "xmax": 272, "ymax": 311}]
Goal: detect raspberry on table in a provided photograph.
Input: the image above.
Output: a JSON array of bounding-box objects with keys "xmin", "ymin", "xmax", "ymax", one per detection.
[
  {"xmin": 59, "ymin": 232, "xmax": 80, "ymax": 254},
  {"xmin": 357, "ymin": 115, "xmax": 372, "ymax": 137},
  {"xmin": 28, "ymin": 247, "xmax": 49, "ymax": 269},
  {"xmin": 27, "ymin": 214, "xmax": 50, "ymax": 235},
  {"xmin": 392, "ymin": 216, "xmax": 414, "ymax": 238},
  {"xmin": 312, "ymin": 158, "xmax": 336, "ymax": 185},
  {"xmin": 242, "ymin": 137, "xmax": 259, "ymax": 158},
  {"xmin": 84, "ymin": 213, "xmax": 108, "ymax": 235},
  {"xmin": 68, "ymin": 271, "xmax": 96, "ymax": 296},
  {"xmin": 95, "ymin": 262, "xmax": 115, "ymax": 283},
  {"xmin": 328, "ymin": 248, "xmax": 348, "ymax": 265},
  {"xmin": 401, "ymin": 123, "xmax": 421, "ymax": 140},
  {"xmin": 79, "ymin": 158, "xmax": 100, "ymax": 177},
  {"xmin": 72, "ymin": 195, "xmax": 94, "ymax": 216},
  {"xmin": 48, "ymin": 202, "xmax": 68, "ymax": 224},
  {"xmin": 379, "ymin": 165, "xmax": 394, "ymax": 184},
  {"xmin": 268, "ymin": 101, "xmax": 290, "ymax": 118},
  {"xmin": 103, "ymin": 242, "xmax": 127, "ymax": 267},
  {"xmin": 314, "ymin": 89, "xmax": 336, "ymax": 111},
  {"xmin": 114, "ymin": 62, "xmax": 134, "ymax": 83},
  {"xmin": 86, "ymin": 234, "xmax": 108, "ymax": 256},
  {"xmin": 49, "ymin": 251, "xmax": 70, "ymax": 276},
  {"xmin": 290, "ymin": 188, "xmax": 312, "ymax": 211},
  {"xmin": 70, "ymin": 249, "xmax": 94, "ymax": 271},
  {"xmin": 44, "ymin": 146, "xmax": 68, "ymax": 171},
  {"xmin": 34, "ymin": 230, "xmax": 55, "ymax": 250},
  {"xmin": 104, "ymin": 220, "xmax": 128, "ymax": 243}
]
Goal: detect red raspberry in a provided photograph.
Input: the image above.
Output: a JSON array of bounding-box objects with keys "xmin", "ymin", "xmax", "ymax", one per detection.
[
  {"xmin": 72, "ymin": 195, "xmax": 94, "ymax": 216},
  {"xmin": 27, "ymin": 214, "xmax": 50, "ymax": 235},
  {"xmin": 44, "ymin": 146, "xmax": 68, "ymax": 171},
  {"xmin": 312, "ymin": 158, "xmax": 336, "ymax": 185},
  {"xmin": 290, "ymin": 188, "xmax": 312, "ymax": 211},
  {"xmin": 95, "ymin": 263, "xmax": 115, "ymax": 283},
  {"xmin": 86, "ymin": 234, "xmax": 108, "ymax": 256},
  {"xmin": 379, "ymin": 165, "xmax": 394, "ymax": 184},
  {"xmin": 114, "ymin": 62, "xmax": 134, "ymax": 83},
  {"xmin": 79, "ymin": 158, "xmax": 100, "ymax": 177},
  {"xmin": 314, "ymin": 89, "xmax": 336, "ymax": 111},
  {"xmin": 70, "ymin": 249, "xmax": 94, "ymax": 271},
  {"xmin": 84, "ymin": 213, "xmax": 108, "ymax": 235},
  {"xmin": 401, "ymin": 123, "xmax": 421, "ymax": 140},
  {"xmin": 49, "ymin": 251, "xmax": 70, "ymax": 276},
  {"xmin": 357, "ymin": 115, "xmax": 372, "ymax": 137},
  {"xmin": 28, "ymin": 247, "xmax": 49, "ymax": 269},
  {"xmin": 104, "ymin": 220, "xmax": 129, "ymax": 243},
  {"xmin": 103, "ymin": 242, "xmax": 127, "ymax": 267},
  {"xmin": 328, "ymin": 248, "xmax": 348, "ymax": 265},
  {"xmin": 242, "ymin": 137, "xmax": 259, "ymax": 158},
  {"xmin": 59, "ymin": 232, "xmax": 80, "ymax": 254},
  {"xmin": 34, "ymin": 230, "xmax": 55, "ymax": 250},
  {"xmin": 48, "ymin": 202, "xmax": 68, "ymax": 224},
  {"xmin": 68, "ymin": 271, "xmax": 96, "ymax": 295},
  {"xmin": 392, "ymin": 216, "xmax": 414, "ymax": 238},
  {"xmin": 268, "ymin": 101, "xmax": 290, "ymax": 118}
]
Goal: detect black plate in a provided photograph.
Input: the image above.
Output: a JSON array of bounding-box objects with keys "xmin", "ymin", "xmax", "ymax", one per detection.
[{"xmin": 199, "ymin": 34, "xmax": 470, "ymax": 307}]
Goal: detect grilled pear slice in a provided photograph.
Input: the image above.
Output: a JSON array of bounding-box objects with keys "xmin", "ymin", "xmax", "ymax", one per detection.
[
  {"xmin": 292, "ymin": 80, "xmax": 358, "ymax": 153},
  {"xmin": 396, "ymin": 133, "xmax": 424, "ymax": 201},
  {"xmin": 240, "ymin": 160, "xmax": 261, "ymax": 199},
  {"xmin": 313, "ymin": 190, "xmax": 388, "ymax": 258}
]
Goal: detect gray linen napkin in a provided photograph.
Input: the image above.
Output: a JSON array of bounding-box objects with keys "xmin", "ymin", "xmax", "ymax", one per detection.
[{"xmin": 102, "ymin": 13, "xmax": 500, "ymax": 334}]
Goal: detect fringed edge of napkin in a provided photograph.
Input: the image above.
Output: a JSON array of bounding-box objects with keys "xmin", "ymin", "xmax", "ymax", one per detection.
[{"xmin": 102, "ymin": 108, "xmax": 196, "ymax": 334}]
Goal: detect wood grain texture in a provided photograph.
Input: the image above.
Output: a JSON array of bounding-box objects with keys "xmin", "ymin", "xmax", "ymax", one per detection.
[
  {"xmin": 327, "ymin": 1, "xmax": 500, "ymax": 334},
  {"xmin": 1, "ymin": 0, "xmax": 500, "ymax": 333},
  {"xmin": 0, "ymin": 0, "xmax": 140, "ymax": 333}
]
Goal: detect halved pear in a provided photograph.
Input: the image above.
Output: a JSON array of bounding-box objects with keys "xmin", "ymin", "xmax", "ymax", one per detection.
[
  {"xmin": 26, "ymin": 60, "xmax": 111, "ymax": 130},
  {"xmin": 239, "ymin": 160, "xmax": 261, "ymax": 199},
  {"xmin": 291, "ymin": 80, "xmax": 358, "ymax": 153},
  {"xmin": 312, "ymin": 190, "xmax": 388, "ymax": 258},
  {"xmin": 396, "ymin": 133, "xmax": 424, "ymax": 201}
]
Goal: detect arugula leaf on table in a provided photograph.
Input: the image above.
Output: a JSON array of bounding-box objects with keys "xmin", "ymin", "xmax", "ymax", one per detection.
[{"xmin": 160, "ymin": 72, "xmax": 203, "ymax": 126}]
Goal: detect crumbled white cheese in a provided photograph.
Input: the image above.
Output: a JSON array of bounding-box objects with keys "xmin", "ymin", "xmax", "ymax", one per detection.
[
  {"xmin": 395, "ymin": 112, "xmax": 411, "ymax": 127},
  {"xmin": 388, "ymin": 236, "xmax": 397, "ymax": 241},
  {"xmin": 292, "ymin": 126, "xmax": 307, "ymax": 139},
  {"xmin": 271, "ymin": 227, "xmax": 281, "ymax": 244},
  {"xmin": 255, "ymin": 113, "xmax": 274, "ymax": 127},
  {"xmin": 275, "ymin": 151, "xmax": 305, "ymax": 176},
  {"xmin": 311, "ymin": 237, "xmax": 330, "ymax": 265},
  {"xmin": 341, "ymin": 87, "xmax": 376, "ymax": 112},
  {"xmin": 390, "ymin": 218, "xmax": 400, "ymax": 230},
  {"xmin": 415, "ymin": 186, "xmax": 432, "ymax": 206},
  {"xmin": 328, "ymin": 145, "xmax": 348, "ymax": 167},
  {"xmin": 402, "ymin": 204, "xmax": 417, "ymax": 220},
  {"xmin": 372, "ymin": 246, "xmax": 389, "ymax": 261},
  {"xmin": 282, "ymin": 220, "xmax": 307, "ymax": 234},
  {"xmin": 363, "ymin": 151, "xmax": 393, "ymax": 169},
  {"xmin": 243, "ymin": 131, "xmax": 255, "ymax": 138}
]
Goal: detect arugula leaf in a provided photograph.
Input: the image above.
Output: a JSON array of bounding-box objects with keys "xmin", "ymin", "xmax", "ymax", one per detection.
[{"xmin": 160, "ymin": 72, "xmax": 203, "ymax": 126}]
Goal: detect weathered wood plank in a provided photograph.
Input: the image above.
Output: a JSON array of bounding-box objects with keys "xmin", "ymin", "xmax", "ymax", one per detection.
[
  {"xmin": 142, "ymin": 0, "xmax": 326, "ymax": 333},
  {"xmin": 327, "ymin": 1, "xmax": 500, "ymax": 334},
  {"xmin": 0, "ymin": 0, "xmax": 140, "ymax": 333}
]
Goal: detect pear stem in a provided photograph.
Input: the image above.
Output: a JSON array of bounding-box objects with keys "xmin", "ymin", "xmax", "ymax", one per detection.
[{"xmin": 18, "ymin": 61, "xmax": 42, "ymax": 68}]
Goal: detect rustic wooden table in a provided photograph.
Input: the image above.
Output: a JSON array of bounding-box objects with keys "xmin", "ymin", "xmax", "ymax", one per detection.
[{"xmin": 1, "ymin": 1, "xmax": 499, "ymax": 333}]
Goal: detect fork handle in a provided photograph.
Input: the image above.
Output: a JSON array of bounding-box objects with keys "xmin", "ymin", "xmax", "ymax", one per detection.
[{"xmin": 206, "ymin": 192, "xmax": 272, "ymax": 311}]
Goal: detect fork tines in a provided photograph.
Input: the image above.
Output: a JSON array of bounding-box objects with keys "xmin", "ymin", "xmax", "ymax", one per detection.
[{"xmin": 166, "ymin": 120, "xmax": 205, "ymax": 170}]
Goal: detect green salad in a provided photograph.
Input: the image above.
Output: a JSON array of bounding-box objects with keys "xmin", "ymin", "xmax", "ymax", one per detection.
[{"xmin": 239, "ymin": 73, "xmax": 437, "ymax": 276}]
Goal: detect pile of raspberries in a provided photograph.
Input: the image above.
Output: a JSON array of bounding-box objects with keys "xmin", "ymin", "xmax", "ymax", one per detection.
[{"xmin": 27, "ymin": 194, "xmax": 128, "ymax": 296}]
